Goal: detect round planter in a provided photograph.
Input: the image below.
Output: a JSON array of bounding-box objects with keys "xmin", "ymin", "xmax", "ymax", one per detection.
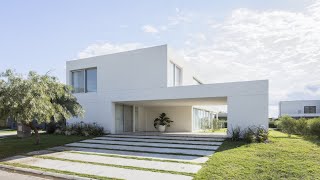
[{"xmin": 158, "ymin": 125, "xmax": 166, "ymax": 132}]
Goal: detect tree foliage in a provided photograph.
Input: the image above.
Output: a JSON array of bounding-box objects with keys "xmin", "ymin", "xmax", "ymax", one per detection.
[{"xmin": 0, "ymin": 69, "xmax": 84, "ymax": 144}]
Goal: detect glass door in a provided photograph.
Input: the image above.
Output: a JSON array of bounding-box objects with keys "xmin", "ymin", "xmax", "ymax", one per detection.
[
  {"xmin": 115, "ymin": 104, "xmax": 133, "ymax": 133},
  {"xmin": 115, "ymin": 104, "xmax": 124, "ymax": 133},
  {"xmin": 123, "ymin": 105, "xmax": 133, "ymax": 132}
]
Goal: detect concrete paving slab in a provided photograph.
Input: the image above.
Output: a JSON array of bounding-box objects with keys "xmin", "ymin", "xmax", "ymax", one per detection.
[
  {"xmin": 4, "ymin": 156, "xmax": 193, "ymax": 180},
  {"xmin": 0, "ymin": 169, "xmax": 47, "ymax": 180},
  {"xmin": 41, "ymin": 151, "xmax": 202, "ymax": 173},
  {"xmin": 81, "ymin": 139, "xmax": 219, "ymax": 150},
  {"xmin": 106, "ymin": 134, "xmax": 225, "ymax": 141},
  {"xmin": 49, "ymin": 146, "xmax": 209, "ymax": 163},
  {"xmin": 95, "ymin": 136, "xmax": 223, "ymax": 145},
  {"xmin": 66, "ymin": 142, "xmax": 214, "ymax": 156}
]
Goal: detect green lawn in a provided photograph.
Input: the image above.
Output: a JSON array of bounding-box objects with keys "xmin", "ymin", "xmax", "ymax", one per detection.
[
  {"xmin": 0, "ymin": 129, "xmax": 16, "ymax": 134},
  {"xmin": 0, "ymin": 134, "xmax": 90, "ymax": 159},
  {"xmin": 195, "ymin": 130, "xmax": 320, "ymax": 180},
  {"xmin": 197, "ymin": 128, "xmax": 227, "ymax": 133}
]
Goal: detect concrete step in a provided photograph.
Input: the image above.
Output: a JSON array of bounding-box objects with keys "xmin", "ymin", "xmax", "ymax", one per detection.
[
  {"xmin": 49, "ymin": 146, "xmax": 209, "ymax": 163},
  {"xmin": 106, "ymin": 134, "xmax": 225, "ymax": 142},
  {"xmin": 81, "ymin": 139, "xmax": 219, "ymax": 150},
  {"xmin": 40, "ymin": 151, "xmax": 202, "ymax": 173},
  {"xmin": 4, "ymin": 156, "xmax": 192, "ymax": 180},
  {"xmin": 95, "ymin": 136, "xmax": 223, "ymax": 145},
  {"xmin": 66, "ymin": 142, "xmax": 214, "ymax": 156}
]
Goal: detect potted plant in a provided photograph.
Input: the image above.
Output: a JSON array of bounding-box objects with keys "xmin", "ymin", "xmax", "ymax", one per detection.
[{"xmin": 154, "ymin": 113, "xmax": 173, "ymax": 132}]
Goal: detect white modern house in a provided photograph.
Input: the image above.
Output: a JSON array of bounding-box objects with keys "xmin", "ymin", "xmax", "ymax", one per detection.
[
  {"xmin": 279, "ymin": 100, "xmax": 320, "ymax": 118},
  {"xmin": 66, "ymin": 45, "xmax": 268, "ymax": 135}
]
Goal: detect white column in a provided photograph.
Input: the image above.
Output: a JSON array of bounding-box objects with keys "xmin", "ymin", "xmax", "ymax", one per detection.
[{"xmin": 133, "ymin": 105, "xmax": 136, "ymax": 132}]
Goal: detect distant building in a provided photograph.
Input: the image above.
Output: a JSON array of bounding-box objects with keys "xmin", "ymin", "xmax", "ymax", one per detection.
[{"xmin": 279, "ymin": 100, "xmax": 320, "ymax": 119}]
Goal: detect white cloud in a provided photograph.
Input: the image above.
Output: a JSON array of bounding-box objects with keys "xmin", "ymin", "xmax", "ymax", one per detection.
[
  {"xmin": 178, "ymin": 1, "xmax": 320, "ymax": 117},
  {"xmin": 142, "ymin": 25, "xmax": 159, "ymax": 34},
  {"xmin": 77, "ymin": 42, "xmax": 144, "ymax": 59}
]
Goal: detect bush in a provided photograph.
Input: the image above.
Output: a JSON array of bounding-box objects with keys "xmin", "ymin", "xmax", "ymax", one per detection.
[
  {"xmin": 255, "ymin": 126, "xmax": 269, "ymax": 143},
  {"xmin": 228, "ymin": 127, "xmax": 241, "ymax": 141},
  {"xmin": 64, "ymin": 122, "xmax": 104, "ymax": 136},
  {"xmin": 243, "ymin": 126, "xmax": 268, "ymax": 143},
  {"xmin": 243, "ymin": 127, "xmax": 255, "ymax": 143},
  {"xmin": 277, "ymin": 115, "xmax": 296, "ymax": 137},
  {"xmin": 295, "ymin": 118, "xmax": 309, "ymax": 135},
  {"xmin": 309, "ymin": 118, "xmax": 320, "ymax": 138}
]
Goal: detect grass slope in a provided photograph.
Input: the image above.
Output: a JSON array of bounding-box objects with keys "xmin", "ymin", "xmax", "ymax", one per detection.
[
  {"xmin": 0, "ymin": 134, "xmax": 90, "ymax": 159},
  {"xmin": 194, "ymin": 130, "xmax": 320, "ymax": 180}
]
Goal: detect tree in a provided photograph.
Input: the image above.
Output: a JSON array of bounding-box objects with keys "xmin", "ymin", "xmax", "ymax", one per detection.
[{"xmin": 0, "ymin": 69, "xmax": 83, "ymax": 144}]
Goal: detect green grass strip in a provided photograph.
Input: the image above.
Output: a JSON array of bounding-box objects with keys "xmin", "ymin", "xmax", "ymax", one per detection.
[
  {"xmin": 94, "ymin": 137, "xmax": 221, "ymax": 146},
  {"xmin": 36, "ymin": 155, "xmax": 195, "ymax": 177},
  {"xmin": 65, "ymin": 144, "xmax": 206, "ymax": 157},
  {"xmin": 77, "ymin": 141, "xmax": 216, "ymax": 151},
  {"xmin": 0, "ymin": 162, "xmax": 120, "ymax": 180},
  {"xmin": 68, "ymin": 150, "xmax": 203, "ymax": 165}
]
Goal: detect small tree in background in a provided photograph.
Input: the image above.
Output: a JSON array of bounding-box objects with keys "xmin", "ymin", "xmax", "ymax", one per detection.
[{"xmin": 0, "ymin": 69, "xmax": 84, "ymax": 144}]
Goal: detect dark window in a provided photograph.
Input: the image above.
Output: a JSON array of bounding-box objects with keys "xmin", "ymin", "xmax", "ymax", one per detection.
[
  {"xmin": 304, "ymin": 106, "xmax": 316, "ymax": 114},
  {"xmin": 71, "ymin": 68, "xmax": 97, "ymax": 93},
  {"xmin": 85, "ymin": 68, "xmax": 97, "ymax": 92},
  {"xmin": 71, "ymin": 70, "xmax": 84, "ymax": 93}
]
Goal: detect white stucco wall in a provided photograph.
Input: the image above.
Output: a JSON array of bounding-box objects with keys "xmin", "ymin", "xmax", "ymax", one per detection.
[{"xmin": 136, "ymin": 106, "xmax": 192, "ymax": 132}]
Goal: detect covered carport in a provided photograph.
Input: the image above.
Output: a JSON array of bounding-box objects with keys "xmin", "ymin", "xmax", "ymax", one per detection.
[{"xmin": 106, "ymin": 80, "xmax": 268, "ymax": 136}]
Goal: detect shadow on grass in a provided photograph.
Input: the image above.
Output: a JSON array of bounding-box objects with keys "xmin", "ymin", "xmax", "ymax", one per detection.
[
  {"xmin": 215, "ymin": 139, "xmax": 248, "ymax": 152},
  {"xmin": 303, "ymin": 136, "xmax": 320, "ymax": 146}
]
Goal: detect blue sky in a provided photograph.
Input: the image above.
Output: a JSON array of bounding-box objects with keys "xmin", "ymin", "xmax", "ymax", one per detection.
[{"xmin": 0, "ymin": 0, "xmax": 319, "ymax": 117}]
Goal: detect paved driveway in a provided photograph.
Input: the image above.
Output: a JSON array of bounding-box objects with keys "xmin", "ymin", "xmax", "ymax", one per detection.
[{"xmin": 2, "ymin": 133, "xmax": 225, "ymax": 180}]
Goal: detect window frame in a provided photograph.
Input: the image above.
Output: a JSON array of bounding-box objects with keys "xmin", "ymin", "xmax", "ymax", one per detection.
[
  {"xmin": 71, "ymin": 67, "xmax": 97, "ymax": 93},
  {"xmin": 304, "ymin": 106, "xmax": 316, "ymax": 114},
  {"xmin": 169, "ymin": 61, "xmax": 183, "ymax": 87}
]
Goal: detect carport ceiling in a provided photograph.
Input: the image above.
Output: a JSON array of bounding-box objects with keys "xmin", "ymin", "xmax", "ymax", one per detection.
[{"xmin": 117, "ymin": 97, "xmax": 227, "ymax": 106}]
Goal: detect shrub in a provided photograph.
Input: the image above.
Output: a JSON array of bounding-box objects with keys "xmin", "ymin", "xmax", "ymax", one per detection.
[
  {"xmin": 255, "ymin": 126, "xmax": 269, "ymax": 143},
  {"xmin": 228, "ymin": 127, "xmax": 241, "ymax": 141},
  {"xmin": 309, "ymin": 118, "xmax": 320, "ymax": 138},
  {"xmin": 64, "ymin": 122, "xmax": 104, "ymax": 136},
  {"xmin": 243, "ymin": 127, "xmax": 255, "ymax": 143},
  {"xmin": 243, "ymin": 126, "xmax": 268, "ymax": 143},
  {"xmin": 295, "ymin": 118, "xmax": 309, "ymax": 135},
  {"xmin": 277, "ymin": 115, "xmax": 296, "ymax": 137}
]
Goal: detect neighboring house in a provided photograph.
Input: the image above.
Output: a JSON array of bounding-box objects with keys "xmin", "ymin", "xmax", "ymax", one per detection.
[
  {"xmin": 66, "ymin": 45, "xmax": 268, "ymax": 135},
  {"xmin": 279, "ymin": 100, "xmax": 320, "ymax": 118}
]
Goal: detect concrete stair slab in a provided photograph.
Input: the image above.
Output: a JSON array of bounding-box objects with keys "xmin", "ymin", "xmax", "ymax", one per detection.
[
  {"xmin": 95, "ymin": 136, "xmax": 223, "ymax": 145},
  {"xmin": 41, "ymin": 151, "xmax": 202, "ymax": 173},
  {"xmin": 106, "ymin": 134, "xmax": 225, "ymax": 142},
  {"xmin": 66, "ymin": 142, "xmax": 214, "ymax": 156},
  {"xmin": 49, "ymin": 146, "xmax": 209, "ymax": 163},
  {"xmin": 4, "ymin": 156, "xmax": 193, "ymax": 180},
  {"xmin": 81, "ymin": 139, "xmax": 219, "ymax": 150}
]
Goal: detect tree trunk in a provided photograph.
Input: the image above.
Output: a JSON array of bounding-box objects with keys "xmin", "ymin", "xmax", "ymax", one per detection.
[{"xmin": 29, "ymin": 122, "xmax": 40, "ymax": 145}]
